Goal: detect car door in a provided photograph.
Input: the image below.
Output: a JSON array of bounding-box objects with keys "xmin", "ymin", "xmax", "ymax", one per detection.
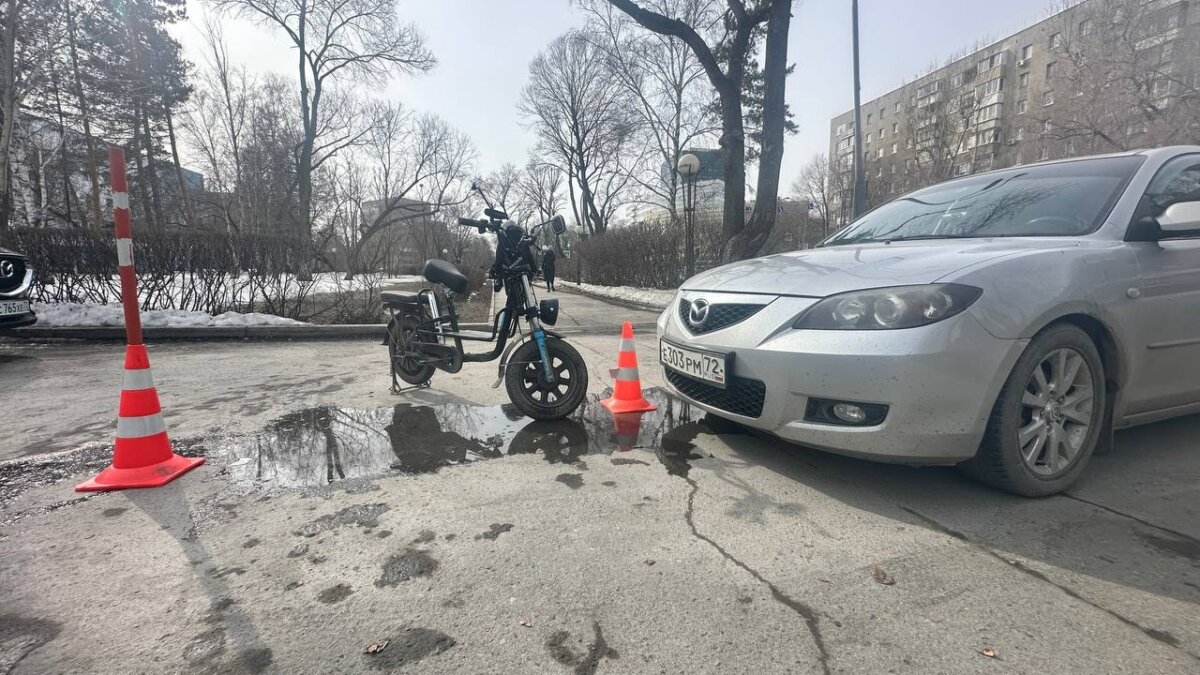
[{"xmin": 1121, "ymin": 153, "xmax": 1200, "ymax": 417}]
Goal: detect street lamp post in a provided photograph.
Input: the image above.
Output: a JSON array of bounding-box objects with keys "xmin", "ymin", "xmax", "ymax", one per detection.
[
  {"xmin": 677, "ymin": 153, "xmax": 700, "ymax": 278},
  {"xmin": 851, "ymin": 0, "xmax": 868, "ymax": 219}
]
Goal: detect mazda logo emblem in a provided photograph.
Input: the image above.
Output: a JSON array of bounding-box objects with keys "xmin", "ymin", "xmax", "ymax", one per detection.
[
  {"xmin": 0, "ymin": 261, "xmax": 12, "ymax": 279},
  {"xmin": 688, "ymin": 298, "xmax": 709, "ymax": 327}
]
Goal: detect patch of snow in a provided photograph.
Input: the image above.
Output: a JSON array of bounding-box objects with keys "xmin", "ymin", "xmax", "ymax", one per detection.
[
  {"xmin": 32, "ymin": 302, "xmax": 306, "ymax": 328},
  {"xmin": 568, "ymin": 283, "xmax": 676, "ymax": 309}
]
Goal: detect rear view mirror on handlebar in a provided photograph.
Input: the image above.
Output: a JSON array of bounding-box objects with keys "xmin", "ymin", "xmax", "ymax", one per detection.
[{"xmin": 550, "ymin": 215, "xmax": 566, "ymax": 235}]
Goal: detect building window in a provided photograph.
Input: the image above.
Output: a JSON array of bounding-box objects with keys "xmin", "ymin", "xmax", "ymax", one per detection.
[
  {"xmin": 1050, "ymin": 32, "xmax": 1063, "ymax": 49},
  {"xmin": 1043, "ymin": 90, "xmax": 1055, "ymax": 106},
  {"xmin": 867, "ymin": 113, "xmax": 873, "ymax": 124},
  {"xmin": 1015, "ymin": 127, "xmax": 1025, "ymax": 141},
  {"xmin": 1019, "ymin": 72, "xmax": 1029, "ymax": 89},
  {"xmin": 1079, "ymin": 19, "xmax": 1092, "ymax": 36},
  {"xmin": 876, "ymin": 148, "xmax": 883, "ymax": 159},
  {"xmin": 1040, "ymin": 147, "xmax": 1051, "ymax": 160},
  {"xmin": 1126, "ymin": 121, "xmax": 1148, "ymax": 136},
  {"xmin": 1017, "ymin": 99, "xmax": 1027, "ymax": 114},
  {"xmin": 954, "ymin": 162, "xmax": 972, "ymax": 177},
  {"xmin": 894, "ymin": 102, "xmax": 901, "ymax": 113},
  {"xmin": 1167, "ymin": 14, "xmax": 1179, "ymax": 30},
  {"xmin": 892, "ymin": 122, "xmax": 899, "ymax": 134},
  {"xmin": 876, "ymin": 165, "xmax": 883, "ymax": 177},
  {"xmin": 977, "ymin": 103, "xmax": 1002, "ymax": 122},
  {"xmin": 880, "ymin": 108, "xmax": 886, "ymax": 119},
  {"xmin": 1043, "ymin": 119, "xmax": 1053, "ymax": 133},
  {"xmin": 1152, "ymin": 79, "xmax": 1171, "ymax": 97},
  {"xmin": 976, "ymin": 77, "xmax": 1003, "ymax": 98},
  {"xmin": 1022, "ymin": 44, "xmax": 1033, "ymax": 60},
  {"xmin": 891, "ymin": 143, "xmax": 897, "ymax": 155},
  {"xmin": 878, "ymin": 128, "xmax": 884, "ymax": 139},
  {"xmin": 1045, "ymin": 61, "xmax": 1057, "ymax": 78}
]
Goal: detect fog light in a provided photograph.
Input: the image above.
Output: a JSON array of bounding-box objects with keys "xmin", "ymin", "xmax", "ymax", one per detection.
[{"xmin": 832, "ymin": 403, "xmax": 867, "ymax": 424}]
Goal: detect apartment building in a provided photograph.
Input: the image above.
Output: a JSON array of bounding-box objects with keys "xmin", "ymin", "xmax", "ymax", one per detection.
[{"xmin": 828, "ymin": 0, "xmax": 1200, "ymax": 205}]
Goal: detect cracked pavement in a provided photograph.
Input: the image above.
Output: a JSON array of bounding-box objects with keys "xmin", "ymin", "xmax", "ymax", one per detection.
[{"xmin": 1, "ymin": 332, "xmax": 1198, "ymax": 673}]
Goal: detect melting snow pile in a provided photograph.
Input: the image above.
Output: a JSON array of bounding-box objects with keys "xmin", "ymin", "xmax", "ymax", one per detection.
[
  {"xmin": 567, "ymin": 283, "xmax": 676, "ymax": 309},
  {"xmin": 32, "ymin": 302, "xmax": 306, "ymax": 328}
]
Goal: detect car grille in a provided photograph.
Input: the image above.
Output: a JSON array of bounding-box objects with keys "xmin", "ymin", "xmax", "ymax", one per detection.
[
  {"xmin": 677, "ymin": 300, "xmax": 764, "ymax": 335},
  {"xmin": 665, "ymin": 369, "xmax": 766, "ymax": 419},
  {"xmin": 0, "ymin": 255, "xmax": 26, "ymax": 294}
]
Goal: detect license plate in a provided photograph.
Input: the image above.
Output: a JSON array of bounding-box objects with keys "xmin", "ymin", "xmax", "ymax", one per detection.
[
  {"xmin": 0, "ymin": 299, "xmax": 28, "ymax": 317},
  {"xmin": 660, "ymin": 340, "xmax": 727, "ymax": 388}
]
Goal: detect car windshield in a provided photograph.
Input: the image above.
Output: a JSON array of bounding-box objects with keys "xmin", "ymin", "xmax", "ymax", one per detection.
[{"xmin": 823, "ymin": 155, "xmax": 1144, "ymax": 246}]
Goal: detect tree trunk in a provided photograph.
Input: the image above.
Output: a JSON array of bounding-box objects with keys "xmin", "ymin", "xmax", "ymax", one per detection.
[
  {"xmin": 131, "ymin": 104, "xmax": 153, "ymax": 225},
  {"xmin": 65, "ymin": 0, "xmax": 103, "ymax": 230},
  {"xmin": 719, "ymin": 92, "xmax": 747, "ymax": 243},
  {"xmin": 140, "ymin": 107, "xmax": 165, "ymax": 227},
  {"xmin": 0, "ymin": 0, "xmax": 18, "ymax": 230},
  {"xmin": 164, "ymin": 105, "xmax": 195, "ymax": 226},
  {"xmin": 728, "ymin": 0, "xmax": 792, "ymax": 261}
]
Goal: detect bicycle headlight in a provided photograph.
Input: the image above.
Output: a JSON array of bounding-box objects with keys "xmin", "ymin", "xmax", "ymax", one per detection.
[{"xmin": 793, "ymin": 284, "xmax": 982, "ymax": 330}]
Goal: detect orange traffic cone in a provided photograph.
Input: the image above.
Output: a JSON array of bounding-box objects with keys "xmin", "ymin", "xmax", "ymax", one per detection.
[
  {"xmin": 75, "ymin": 344, "xmax": 205, "ymax": 492},
  {"xmin": 610, "ymin": 411, "xmax": 646, "ymax": 452},
  {"xmin": 600, "ymin": 321, "xmax": 656, "ymax": 414}
]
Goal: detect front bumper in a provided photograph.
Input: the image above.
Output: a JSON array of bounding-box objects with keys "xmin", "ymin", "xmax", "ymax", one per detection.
[{"xmin": 657, "ymin": 292, "xmax": 1026, "ymax": 465}]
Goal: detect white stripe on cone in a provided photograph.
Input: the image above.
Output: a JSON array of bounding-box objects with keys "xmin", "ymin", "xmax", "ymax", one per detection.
[
  {"xmin": 614, "ymin": 367, "xmax": 640, "ymax": 380},
  {"xmin": 116, "ymin": 412, "xmax": 167, "ymax": 439},
  {"xmin": 618, "ymin": 338, "xmax": 636, "ymax": 352},
  {"xmin": 117, "ymin": 238, "xmax": 133, "ymax": 266},
  {"xmin": 122, "ymin": 368, "xmax": 155, "ymax": 391}
]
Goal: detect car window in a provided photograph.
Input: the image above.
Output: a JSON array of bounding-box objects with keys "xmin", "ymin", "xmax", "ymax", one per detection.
[
  {"xmin": 823, "ymin": 155, "xmax": 1144, "ymax": 245},
  {"xmin": 1140, "ymin": 155, "xmax": 1200, "ymax": 216}
]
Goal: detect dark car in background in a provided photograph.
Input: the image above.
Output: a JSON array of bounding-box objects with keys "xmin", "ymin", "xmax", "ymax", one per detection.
[{"xmin": 0, "ymin": 246, "xmax": 36, "ymax": 328}]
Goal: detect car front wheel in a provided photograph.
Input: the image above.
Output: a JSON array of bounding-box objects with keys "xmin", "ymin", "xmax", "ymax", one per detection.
[{"xmin": 963, "ymin": 324, "xmax": 1107, "ymax": 497}]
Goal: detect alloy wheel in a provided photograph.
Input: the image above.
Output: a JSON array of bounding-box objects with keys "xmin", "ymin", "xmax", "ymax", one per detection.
[{"xmin": 1017, "ymin": 347, "xmax": 1095, "ymax": 477}]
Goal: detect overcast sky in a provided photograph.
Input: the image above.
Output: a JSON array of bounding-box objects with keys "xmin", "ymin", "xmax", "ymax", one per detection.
[{"xmin": 174, "ymin": 0, "xmax": 1059, "ymax": 196}]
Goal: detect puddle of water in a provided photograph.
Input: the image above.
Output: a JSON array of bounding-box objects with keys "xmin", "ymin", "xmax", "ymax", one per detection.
[{"xmin": 214, "ymin": 388, "xmax": 722, "ymax": 488}]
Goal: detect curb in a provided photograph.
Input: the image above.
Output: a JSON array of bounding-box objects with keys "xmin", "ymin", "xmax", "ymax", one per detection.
[{"xmin": 0, "ymin": 322, "xmax": 655, "ymax": 342}]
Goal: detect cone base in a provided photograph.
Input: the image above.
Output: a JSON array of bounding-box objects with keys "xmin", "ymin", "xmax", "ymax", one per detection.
[
  {"xmin": 75, "ymin": 453, "xmax": 205, "ymax": 492},
  {"xmin": 601, "ymin": 396, "xmax": 656, "ymax": 414}
]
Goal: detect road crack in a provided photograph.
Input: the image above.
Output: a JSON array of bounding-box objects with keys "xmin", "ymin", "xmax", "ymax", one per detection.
[
  {"xmin": 1061, "ymin": 492, "xmax": 1200, "ymax": 545},
  {"xmin": 900, "ymin": 505, "xmax": 1200, "ymax": 662},
  {"xmin": 684, "ymin": 476, "xmax": 830, "ymax": 675}
]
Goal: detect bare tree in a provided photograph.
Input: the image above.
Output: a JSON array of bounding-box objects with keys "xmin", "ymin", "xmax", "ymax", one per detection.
[
  {"xmin": 791, "ymin": 154, "xmax": 835, "ymax": 237},
  {"xmin": 520, "ymin": 161, "xmax": 567, "ymax": 224},
  {"xmin": 520, "ymin": 31, "xmax": 639, "ymax": 235},
  {"xmin": 342, "ymin": 105, "xmax": 475, "ymax": 276},
  {"xmin": 604, "ymin": 0, "xmax": 792, "ymax": 259},
  {"xmin": 1037, "ymin": 0, "xmax": 1200, "ymax": 154},
  {"xmin": 578, "ymin": 0, "xmax": 718, "ymax": 218},
  {"xmin": 904, "ymin": 87, "xmax": 987, "ymax": 185},
  {"xmin": 209, "ymin": 0, "xmax": 435, "ymax": 275}
]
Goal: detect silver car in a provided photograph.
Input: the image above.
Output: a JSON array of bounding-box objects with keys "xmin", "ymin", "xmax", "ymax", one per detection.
[{"xmin": 658, "ymin": 147, "xmax": 1200, "ymax": 496}]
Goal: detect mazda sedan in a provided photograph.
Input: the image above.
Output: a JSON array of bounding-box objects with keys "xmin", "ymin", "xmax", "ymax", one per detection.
[{"xmin": 658, "ymin": 147, "xmax": 1200, "ymax": 496}]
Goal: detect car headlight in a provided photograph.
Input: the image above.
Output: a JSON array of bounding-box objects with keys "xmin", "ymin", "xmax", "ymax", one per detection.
[{"xmin": 793, "ymin": 284, "xmax": 982, "ymax": 330}]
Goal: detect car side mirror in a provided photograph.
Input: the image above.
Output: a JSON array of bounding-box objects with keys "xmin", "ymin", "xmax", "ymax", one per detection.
[
  {"xmin": 1156, "ymin": 201, "xmax": 1200, "ymax": 237},
  {"xmin": 550, "ymin": 215, "xmax": 566, "ymax": 235}
]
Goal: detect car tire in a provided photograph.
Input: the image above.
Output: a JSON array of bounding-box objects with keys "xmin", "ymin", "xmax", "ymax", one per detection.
[{"xmin": 962, "ymin": 323, "xmax": 1107, "ymax": 497}]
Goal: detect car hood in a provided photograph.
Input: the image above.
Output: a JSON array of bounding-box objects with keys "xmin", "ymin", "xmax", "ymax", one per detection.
[
  {"xmin": 0, "ymin": 246, "xmax": 21, "ymax": 257},
  {"xmin": 682, "ymin": 239, "xmax": 1075, "ymax": 297}
]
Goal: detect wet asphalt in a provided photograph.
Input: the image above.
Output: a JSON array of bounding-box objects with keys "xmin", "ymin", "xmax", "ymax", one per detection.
[{"xmin": 1, "ymin": 309, "xmax": 1199, "ymax": 673}]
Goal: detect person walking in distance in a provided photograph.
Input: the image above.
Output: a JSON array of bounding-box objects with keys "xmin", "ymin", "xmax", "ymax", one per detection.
[{"xmin": 541, "ymin": 246, "xmax": 557, "ymax": 292}]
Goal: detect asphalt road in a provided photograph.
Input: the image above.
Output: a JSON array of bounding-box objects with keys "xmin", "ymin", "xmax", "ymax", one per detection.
[{"xmin": 1, "ymin": 311, "xmax": 1198, "ymax": 673}]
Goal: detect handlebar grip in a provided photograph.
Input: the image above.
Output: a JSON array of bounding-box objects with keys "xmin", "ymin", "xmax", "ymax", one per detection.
[{"xmin": 457, "ymin": 217, "xmax": 480, "ymax": 228}]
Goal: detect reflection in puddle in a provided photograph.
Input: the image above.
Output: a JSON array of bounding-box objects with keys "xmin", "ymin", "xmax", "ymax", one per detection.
[{"xmin": 216, "ymin": 388, "xmax": 723, "ymax": 487}]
